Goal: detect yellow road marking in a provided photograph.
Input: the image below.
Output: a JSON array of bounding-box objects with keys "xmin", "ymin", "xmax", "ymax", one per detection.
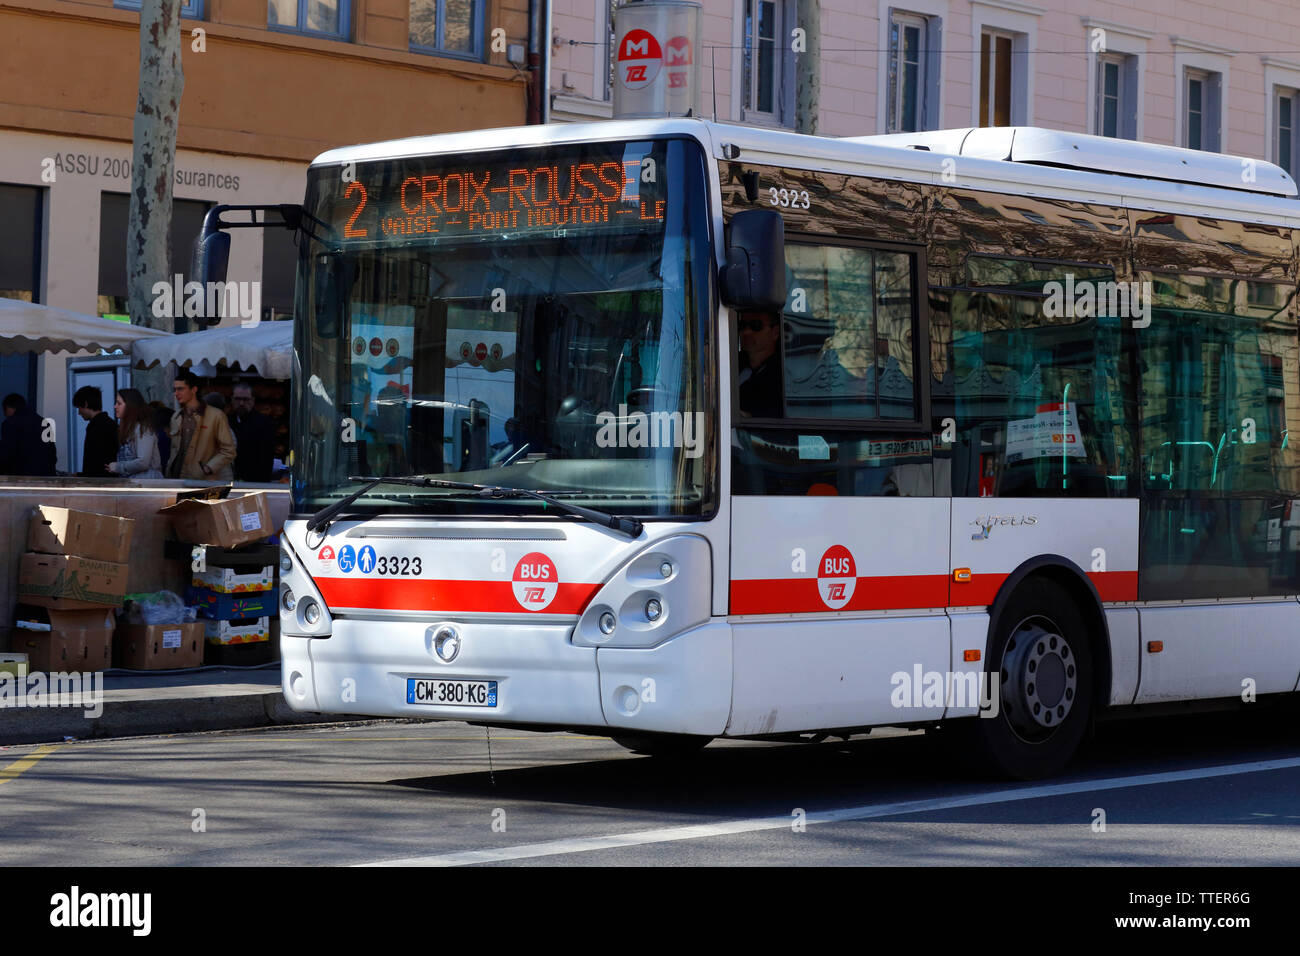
[{"xmin": 0, "ymin": 744, "xmax": 60, "ymax": 785}]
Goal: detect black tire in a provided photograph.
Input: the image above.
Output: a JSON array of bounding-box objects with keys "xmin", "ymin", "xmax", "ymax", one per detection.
[
  {"xmin": 968, "ymin": 577, "xmax": 1094, "ymax": 780},
  {"xmin": 610, "ymin": 733, "xmax": 713, "ymax": 757}
]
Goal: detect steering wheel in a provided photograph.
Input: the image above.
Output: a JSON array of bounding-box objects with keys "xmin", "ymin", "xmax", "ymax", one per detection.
[{"xmin": 625, "ymin": 386, "xmax": 669, "ymax": 409}]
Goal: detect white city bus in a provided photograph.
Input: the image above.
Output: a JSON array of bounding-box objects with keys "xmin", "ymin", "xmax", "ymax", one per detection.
[{"xmin": 201, "ymin": 119, "xmax": 1300, "ymax": 778}]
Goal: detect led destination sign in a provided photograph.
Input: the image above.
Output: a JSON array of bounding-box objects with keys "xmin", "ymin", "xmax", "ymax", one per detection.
[{"xmin": 328, "ymin": 149, "xmax": 668, "ymax": 243}]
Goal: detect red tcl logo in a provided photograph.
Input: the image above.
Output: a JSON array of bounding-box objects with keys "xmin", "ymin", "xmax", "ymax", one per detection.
[
  {"xmin": 827, "ymin": 583, "xmax": 846, "ymax": 600},
  {"xmin": 523, "ymin": 587, "xmax": 546, "ymax": 603},
  {"xmin": 626, "ymin": 65, "xmax": 647, "ymax": 83}
]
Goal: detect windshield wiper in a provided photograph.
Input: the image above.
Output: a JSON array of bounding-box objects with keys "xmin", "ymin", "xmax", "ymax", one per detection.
[{"xmin": 307, "ymin": 475, "xmax": 644, "ymax": 538}]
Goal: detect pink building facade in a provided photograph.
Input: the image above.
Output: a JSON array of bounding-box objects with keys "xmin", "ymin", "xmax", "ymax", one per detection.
[{"xmin": 549, "ymin": 0, "xmax": 1300, "ymax": 174}]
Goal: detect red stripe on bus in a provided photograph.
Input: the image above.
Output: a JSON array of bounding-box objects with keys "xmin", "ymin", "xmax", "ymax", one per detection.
[
  {"xmin": 730, "ymin": 569, "xmax": 1138, "ymax": 614},
  {"xmin": 315, "ymin": 577, "xmax": 600, "ymax": 615},
  {"xmin": 1088, "ymin": 570, "xmax": 1138, "ymax": 602},
  {"xmin": 730, "ymin": 575, "xmax": 950, "ymax": 614}
]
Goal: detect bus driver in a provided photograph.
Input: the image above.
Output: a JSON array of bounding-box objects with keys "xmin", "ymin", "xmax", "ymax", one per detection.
[{"xmin": 737, "ymin": 311, "xmax": 783, "ymax": 419}]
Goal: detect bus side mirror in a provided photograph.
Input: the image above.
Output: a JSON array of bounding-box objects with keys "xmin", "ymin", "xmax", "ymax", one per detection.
[
  {"xmin": 719, "ymin": 209, "xmax": 786, "ymax": 311},
  {"xmin": 192, "ymin": 210, "xmax": 232, "ymax": 288}
]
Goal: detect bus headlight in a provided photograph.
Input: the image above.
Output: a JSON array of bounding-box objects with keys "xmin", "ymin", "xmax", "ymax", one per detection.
[
  {"xmin": 302, "ymin": 599, "xmax": 321, "ymax": 626},
  {"xmin": 572, "ymin": 535, "xmax": 711, "ymax": 648},
  {"xmin": 282, "ymin": 588, "xmax": 297, "ymax": 611}
]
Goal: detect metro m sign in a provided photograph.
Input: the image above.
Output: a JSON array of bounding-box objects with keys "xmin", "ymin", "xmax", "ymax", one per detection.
[{"xmin": 618, "ymin": 28, "xmax": 662, "ymax": 90}]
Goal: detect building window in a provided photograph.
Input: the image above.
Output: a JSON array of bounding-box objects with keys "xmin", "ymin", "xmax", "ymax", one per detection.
[
  {"xmin": 268, "ymin": 0, "xmax": 350, "ymax": 40},
  {"xmin": 410, "ymin": 0, "xmax": 483, "ymax": 59},
  {"xmin": 742, "ymin": 0, "xmax": 785, "ymax": 122},
  {"xmin": 1096, "ymin": 53, "xmax": 1137, "ymax": 139},
  {"xmin": 0, "ymin": 184, "xmax": 42, "ymax": 305},
  {"xmin": 888, "ymin": 13, "xmax": 927, "ymax": 133},
  {"xmin": 97, "ymin": 193, "xmax": 211, "ymax": 327},
  {"xmin": 115, "ymin": 0, "xmax": 204, "ymax": 19},
  {"xmin": 1276, "ymin": 89, "xmax": 1297, "ymax": 179},
  {"xmin": 1184, "ymin": 68, "xmax": 1221, "ymax": 151},
  {"xmin": 979, "ymin": 30, "xmax": 1016, "ymax": 127}
]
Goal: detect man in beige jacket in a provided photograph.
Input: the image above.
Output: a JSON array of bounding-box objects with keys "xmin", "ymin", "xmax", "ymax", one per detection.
[{"xmin": 167, "ymin": 370, "xmax": 237, "ymax": 481}]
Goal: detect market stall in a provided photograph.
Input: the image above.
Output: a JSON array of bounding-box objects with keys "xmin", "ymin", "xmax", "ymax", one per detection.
[{"xmin": 0, "ymin": 297, "xmax": 171, "ymax": 354}]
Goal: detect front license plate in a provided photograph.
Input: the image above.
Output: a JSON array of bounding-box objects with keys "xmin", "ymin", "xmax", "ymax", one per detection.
[{"xmin": 406, "ymin": 678, "xmax": 498, "ymax": 707}]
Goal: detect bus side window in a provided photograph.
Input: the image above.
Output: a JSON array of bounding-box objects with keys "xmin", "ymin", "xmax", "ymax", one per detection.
[{"xmin": 732, "ymin": 242, "xmax": 927, "ymax": 496}]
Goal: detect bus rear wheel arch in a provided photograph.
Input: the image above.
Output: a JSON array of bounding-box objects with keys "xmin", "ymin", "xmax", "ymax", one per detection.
[{"xmin": 971, "ymin": 576, "xmax": 1097, "ymax": 779}]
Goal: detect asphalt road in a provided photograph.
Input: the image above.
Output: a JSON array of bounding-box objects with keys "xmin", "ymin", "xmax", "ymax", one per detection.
[{"xmin": 1, "ymin": 708, "xmax": 1298, "ymax": 867}]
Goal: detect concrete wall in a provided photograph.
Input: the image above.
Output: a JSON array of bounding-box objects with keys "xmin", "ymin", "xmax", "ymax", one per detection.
[{"xmin": 0, "ymin": 0, "xmax": 531, "ymax": 163}]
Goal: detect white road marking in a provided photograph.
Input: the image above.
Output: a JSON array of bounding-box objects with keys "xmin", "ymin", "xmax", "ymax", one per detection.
[{"xmin": 357, "ymin": 755, "xmax": 1300, "ymax": 867}]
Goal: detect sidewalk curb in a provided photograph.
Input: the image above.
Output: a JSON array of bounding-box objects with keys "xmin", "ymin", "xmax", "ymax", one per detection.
[{"xmin": 0, "ymin": 691, "xmax": 338, "ymax": 746}]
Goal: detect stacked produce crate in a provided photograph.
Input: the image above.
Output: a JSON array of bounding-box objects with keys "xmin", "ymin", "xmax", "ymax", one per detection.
[{"xmin": 161, "ymin": 490, "xmax": 277, "ymax": 666}]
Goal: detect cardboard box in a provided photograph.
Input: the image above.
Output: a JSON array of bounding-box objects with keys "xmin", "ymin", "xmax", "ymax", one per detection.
[
  {"xmin": 160, "ymin": 492, "xmax": 274, "ymax": 549},
  {"xmin": 114, "ymin": 622, "xmax": 205, "ymax": 670},
  {"xmin": 27, "ymin": 506, "xmax": 134, "ymax": 564},
  {"xmin": 11, "ymin": 609, "xmax": 115, "ymax": 672},
  {"xmin": 202, "ymin": 616, "xmax": 270, "ymax": 645},
  {"xmin": 18, "ymin": 553, "xmax": 129, "ymax": 610},
  {"xmin": 186, "ymin": 586, "xmax": 275, "ymax": 620},
  {"xmin": 191, "ymin": 566, "xmax": 274, "ymax": 594}
]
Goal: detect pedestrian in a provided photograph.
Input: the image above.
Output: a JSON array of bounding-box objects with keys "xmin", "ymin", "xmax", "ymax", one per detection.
[
  {"xmin": 107, "ymin": 388, "xmax": 163, "ymax": 478},
  {"xmin": 73, "ymin": 385, "xmax": 119, "ymax": 478},
  {"xmin": 227, "ymin": 382, "xmax": 276, "ymax": 482},
  {"xmin": 0, "ymin": 393, "xmax": 56, "ymax": 476},
  {"xmin": 167, "ymin": 370, "xmax": 236, "ymax": 481},
  {"xmin": 148, "ymin": 401, "xmax": 173, "ymax": 465}
]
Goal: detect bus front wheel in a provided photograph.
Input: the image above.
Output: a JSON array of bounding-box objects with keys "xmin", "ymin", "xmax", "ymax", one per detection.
[
  {"xmin": 610, "ymin": 734, "xmax": 712, "ymax": 757},
  {"xmin": 971, "ymin": 577, "xmax": 1094, "ymax": 780}
]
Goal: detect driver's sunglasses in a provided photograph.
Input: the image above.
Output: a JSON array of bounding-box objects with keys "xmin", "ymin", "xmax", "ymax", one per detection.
[{"xmin": 739, "ymin": 319, "xmax": 772, "ymax": 332}]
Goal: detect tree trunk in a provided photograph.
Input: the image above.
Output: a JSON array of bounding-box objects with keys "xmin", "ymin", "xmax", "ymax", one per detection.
[
  {"xmin": 796, "ymin": 0, "xmax": 820, "ymax": 135},
  {"xmin": 128, "ymin": 0, "xmax": 185, "ymax": 402}
]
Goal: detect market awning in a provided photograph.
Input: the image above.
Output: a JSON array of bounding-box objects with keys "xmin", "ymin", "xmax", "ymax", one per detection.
[
  {"xmin": 132, "ymin": 321, "xmax": 293, "ymax": 379},
  {"xmin": 0, "ymin": 298, "xmax": 171, "ymax": 354}
]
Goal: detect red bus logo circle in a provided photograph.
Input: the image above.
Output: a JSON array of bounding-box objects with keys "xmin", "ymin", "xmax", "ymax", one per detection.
[
  {"xmin": 369, "ymin": 337, "xmax": 383, "ymax": 356},
  {"xmin": 817, "ymin": 545, "xmax": 857, "ymax": 610},
  {"xmin": 512, "ymin": 552, "xmax": 559, "ymax": 611},
  {"xmin": 618, "ymin": 28, "xmax": 662, "ymax": 90},
  {"xmin": 474, "ymin": 342, "xmax": 488, "ymax": 363}
]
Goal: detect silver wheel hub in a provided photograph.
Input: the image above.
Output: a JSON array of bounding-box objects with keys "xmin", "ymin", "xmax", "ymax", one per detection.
[{"xmin": 1000, "ymin": 618, "xmax": 1078, "ymax": 741}]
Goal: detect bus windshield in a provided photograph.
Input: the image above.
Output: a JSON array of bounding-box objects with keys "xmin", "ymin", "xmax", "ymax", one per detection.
[{"xmin": 291, "ymin": 137, "xmax": 716, "ymax": 519}]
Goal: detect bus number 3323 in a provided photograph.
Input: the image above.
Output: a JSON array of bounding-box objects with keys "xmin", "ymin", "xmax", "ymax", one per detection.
[{"xmin": 375, "ymin": 556, "xmax": 422, "ymax": 575}]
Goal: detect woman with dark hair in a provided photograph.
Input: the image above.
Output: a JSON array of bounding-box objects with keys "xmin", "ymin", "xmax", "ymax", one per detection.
[
  {"xmin": 148, "ymin": 400, "xmax": 173, "ymax": 465},
  {"xmin": 107, "ymin": 388, "xmax": 162, "ymax": 478}
]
